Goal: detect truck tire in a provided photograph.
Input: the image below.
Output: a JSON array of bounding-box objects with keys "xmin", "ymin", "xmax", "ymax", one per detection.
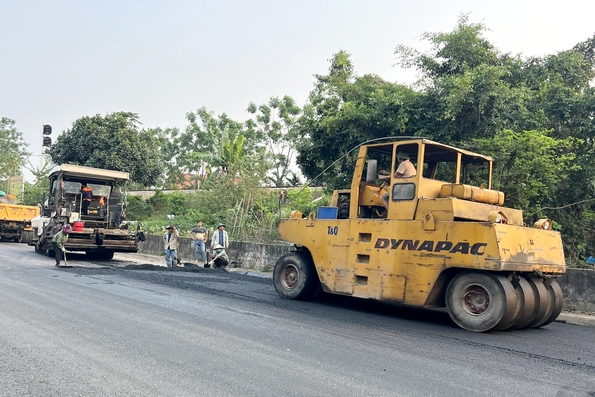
[
  {"xmin": 446, "ymin": 271, "xmax": 513, "ymax": 332},
  {"xmin": 19, "ymin": 230, "xmax": 32, "ymax": 244},
  {"xmin": 273, "ymin": 252, "xmax": 321, "ymax": 300}
]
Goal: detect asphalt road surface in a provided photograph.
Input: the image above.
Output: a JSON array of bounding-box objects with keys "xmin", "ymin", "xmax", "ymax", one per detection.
[{"xmin": 1, "ymin": 242, "xmax": 594, "ymax": 397}]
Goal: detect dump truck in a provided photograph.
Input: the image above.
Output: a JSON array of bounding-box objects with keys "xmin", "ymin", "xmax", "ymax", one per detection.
[
  {"xmin": 30, "ymin": 164, "xmax": 143, "ymax": 260},
  {"xmin": 273, "ymin": 138, "xmax": 565, "ymax": 332},
  {"xmin": 0, "ymin": 192, "xmax": 40, "ymax": 243}
]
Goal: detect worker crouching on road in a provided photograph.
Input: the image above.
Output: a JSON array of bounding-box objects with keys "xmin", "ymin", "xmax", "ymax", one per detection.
[
  {"xmin": 210, "ymin": 244, "xmax": 229, "ymax": 268},
  {"xmin": 163, "ymin": 225, "xmax": 179, "ymax": 269},
  {"xmin": 52, "ymin": 224, "xmax": 71, "ymax": 267}
]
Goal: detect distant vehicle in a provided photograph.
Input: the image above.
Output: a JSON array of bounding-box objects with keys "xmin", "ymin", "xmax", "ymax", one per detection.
[
  {"xmin": 0, "ymin": 192, "xmax": 39, "ymax": 243},
  {"xmin": 29, "ymin": 164, "xmax": 143, "ymax": 260},
  {"xmin": 273, "ymin": 138, "xmax": 565, "ymax": 332}
]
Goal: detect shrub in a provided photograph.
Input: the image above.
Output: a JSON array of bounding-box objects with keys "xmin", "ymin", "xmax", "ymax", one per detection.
[
  {"xmin": 169, "ymin": 191, "xmax": 188, "ymax": 215},
  {"xmin": 126, "ymin": 195, "xmax": 153, "ymax": 220},
  {"xmin": 149, "ymin": 190, "xmax": 169, "ymax": 212}
]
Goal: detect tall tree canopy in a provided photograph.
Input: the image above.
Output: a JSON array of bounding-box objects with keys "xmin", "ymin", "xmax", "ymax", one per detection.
[
  {"xmin": 395, "ymin": 14, "xmax": 541, "ymax": 142},
  {"xmin": 48, "ymin": 112, "xmax": 162, "ymax": 187},
  {"xmin": 148, "ymin": 126, "xmax": 185, "ymax": 188},
  {"xmin": 22, "ymin": 160, "xmax": 53, "ymax": 206},
  {"xmin": 180, "ymin": 107, "xmax": 257, "ymax": 180},
  {"xmin": 152, "ymin": 100, "xmax": 305, "ymax": 189},
  {"xmin": 246, "ymin": 96, "xmax": 302, "ymax": 186},
  {"xmin": 395, "ymin": 14, "xmax": 595, "ymax": 145},
  {"xmin": 295, "ymin": 50, "xmax": 417, "ymax": 190},
  {"xmin": 0, "ymin": 117, "xmax": 30, "ymax": 187}
]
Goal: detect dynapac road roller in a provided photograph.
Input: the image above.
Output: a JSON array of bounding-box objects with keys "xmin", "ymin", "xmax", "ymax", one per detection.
[{"xmin": 273, "ymin": 138, "xmax": 565, "ymax": 332}]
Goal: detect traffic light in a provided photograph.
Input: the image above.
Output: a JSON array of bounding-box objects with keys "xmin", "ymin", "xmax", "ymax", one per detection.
[{"xmin": 42, "ymin": 124, "xmax": 52, "ymax": 147}]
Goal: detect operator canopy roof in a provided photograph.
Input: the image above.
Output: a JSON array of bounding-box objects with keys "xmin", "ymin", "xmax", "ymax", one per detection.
[
  {"xmin": 48, "ymin": 164, "xmax": 130, "ymax": 183},
  {"xmin": 368, "ymin": 138, "xmax": 493, "ymax": 165}
]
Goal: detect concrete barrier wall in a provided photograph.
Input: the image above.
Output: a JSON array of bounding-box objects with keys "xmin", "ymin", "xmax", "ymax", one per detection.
[
  {"xmin": 139, "ymin": 234, "xmax": 291, "ymax": 270},
  {"xmin": 559, "ymin": 268, "xmax": 595, "ymax": 312},
  {"xmin": 138, "ymin": 235, "xmax": 594, "ymax": 311}
]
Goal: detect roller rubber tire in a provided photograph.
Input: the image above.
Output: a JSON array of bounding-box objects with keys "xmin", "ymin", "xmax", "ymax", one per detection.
[
  {"xmin": 273, "ymin": 252, "xmax": 321, "ymax": 300},
  {"xmin": 525, "ymin": 276, "xmax": 552, "ymax": 328},
  {"xmin": 445, "ymin": 271, "xmax": 510, "ymax": 332},
  {"xmin": 509, "ymin": 277, "xmax": 537, "ymax": 330},
  {"xmin": 538, "ymin": 279, "xmax": 564, "ymax": 327},
  {"xmin": 493, "ymin": 276, "xmax": 521, "ymax": 331}
]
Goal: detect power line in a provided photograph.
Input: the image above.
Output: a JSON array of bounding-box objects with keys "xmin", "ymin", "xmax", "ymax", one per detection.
[{"xmin": 542, "ymin": 197, "xmax": 595, "ymax": 210}]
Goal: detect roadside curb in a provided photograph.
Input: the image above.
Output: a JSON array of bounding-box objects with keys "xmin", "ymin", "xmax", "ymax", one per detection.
[{"xmin": 555, "ymin": 312, "xmax": 595, "ymax": 327}]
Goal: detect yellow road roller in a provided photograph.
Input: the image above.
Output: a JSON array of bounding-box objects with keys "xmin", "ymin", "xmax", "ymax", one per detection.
[{"xmin": 273, "ymin": 138, "xmax": 565, "ymax": 332}]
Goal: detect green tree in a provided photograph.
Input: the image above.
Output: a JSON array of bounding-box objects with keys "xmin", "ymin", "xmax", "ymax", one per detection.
[
  {"xmin": 295, "ymin": 51, "xmax": 416, "ymax": 190},
  {"xmin": 517, "ymin": 42, "xmax": 595, "ymax": 142},
  {"xmin": 47, "ymin": 112, "xmax": 163, "ymax": 187},
  {"xmin": 147, "ymin": 126, "xmax": 185, "ymax": 189},
  {"xmin": 176, "ymin": 108, "xmax": 246, "ymax": 179},
  {"xmin": 246, "ymin": 96, "xmax": 302, "ymax": 186},
  {"xmin": 123, "ymin": 195, "xmax": 154, "ymax": 220},
  {"xmin": 520, "ymin": 37, "xmax": 595, "ymax": 264},
  {"xmin": 395, "ymin": 14, "xmax": 595, "ymax": 146},
  {"xmin": 472, "ymin": 130, "xmax": 579, "ymax": 221},
  {"xmin": 395, "ymin": 14, "xmax": 539, "ymax": 143},
  {"xmin": 0, "ymin": 117, "xmax": 30, "ymax": 191},
  {"xmin": 22, "ymin": 160, "xmax": 53, "ymax": 206},
  {"xmin": 181, "ymin": 107, "xmax": 273, "ymax": 186},
  {"xmin": 286, "ymin": 171, "xmax": 302, "ymax": 187}
]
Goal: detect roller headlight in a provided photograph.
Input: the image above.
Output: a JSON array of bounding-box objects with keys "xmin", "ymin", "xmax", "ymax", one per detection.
[
  {"xmin": 534, "ymin": 219, "xmax": 552, "ymax": 230},
  {"xmin": 488, "ymin": 211, "xmax": 508, "ymax": 224}
]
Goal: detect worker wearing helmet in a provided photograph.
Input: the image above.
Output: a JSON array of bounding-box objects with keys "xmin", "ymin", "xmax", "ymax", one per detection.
[
  {"xmin": 378, "ymin": 151, "xmax": 417, "ymax": 210},
  {"xmin": 52, "ymin": 224, "xmax": 72, "ymax": 267}
]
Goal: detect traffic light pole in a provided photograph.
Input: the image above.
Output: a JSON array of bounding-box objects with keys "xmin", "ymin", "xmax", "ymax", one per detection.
[{"xmin": 41, "ymin": 124, "xmax": 52, "ymax": 167}]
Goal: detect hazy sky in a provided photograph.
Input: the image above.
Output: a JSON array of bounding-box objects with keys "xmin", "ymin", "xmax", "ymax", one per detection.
[{"xmin": 2, "ymin": 0, "xmax": 595, "ymax": 171}]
